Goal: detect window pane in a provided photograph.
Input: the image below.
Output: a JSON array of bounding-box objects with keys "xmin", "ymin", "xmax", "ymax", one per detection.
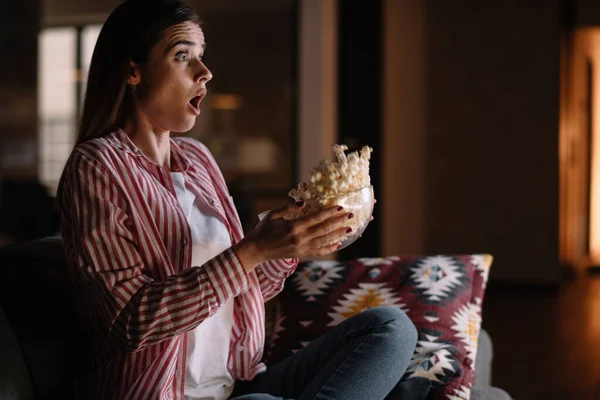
[
  {"xmin": 39, "ymin": 28, "xmax": 76, "ymax": 118},
  {"xmin": 38, "ymin": 27, "xmax": 77, "ymax": 193}
]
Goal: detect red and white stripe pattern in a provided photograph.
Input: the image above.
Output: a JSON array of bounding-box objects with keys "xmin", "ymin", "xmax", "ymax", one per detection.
[{"xmin": 58, "ymin": 129, "xmax": 297, "ymax": 399}]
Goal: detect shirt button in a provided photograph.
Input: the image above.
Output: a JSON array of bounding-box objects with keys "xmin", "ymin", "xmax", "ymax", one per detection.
[
  {"xmin": 210, "ymin": 199, "xmax": 216, "ymax": 206},
  {"xmin": 183, "ymin": 238, "xmax": 189, "ymax": 245},
  {"xmin": 237, "ymin": 345, "xmax": 244, "ymax": 352}
]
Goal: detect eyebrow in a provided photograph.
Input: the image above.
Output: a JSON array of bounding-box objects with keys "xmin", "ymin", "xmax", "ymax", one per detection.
[{"xmin": 164, "ymin": 40, "xmax": 206, "ymax": 54}]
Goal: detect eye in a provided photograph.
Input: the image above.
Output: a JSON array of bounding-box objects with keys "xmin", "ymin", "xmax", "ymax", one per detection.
[{"xmin": 175, "ymin": 51, "xmax": 189, "ymax": 61}]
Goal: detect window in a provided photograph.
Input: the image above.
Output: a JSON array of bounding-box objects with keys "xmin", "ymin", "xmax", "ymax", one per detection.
[{"xmin": 38, "ymin": 25, "xmax": 102, "ymax": 194}]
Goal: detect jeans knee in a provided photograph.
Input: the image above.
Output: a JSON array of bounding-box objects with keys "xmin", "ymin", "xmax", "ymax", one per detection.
[
  {"xmin": 359, "ymin": 305, "xmax": 403, "ymax": 323},
  {"xmin": 368, "ymin": 306, "xmax": 418, "ymax": 352},
  {"xmin": 392, "ymin": 310, "xmax": 418, "ymax": 351}
]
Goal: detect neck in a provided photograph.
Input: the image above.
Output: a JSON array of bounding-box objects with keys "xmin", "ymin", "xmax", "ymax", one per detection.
[{"xmin": 123, "ymin": 117, "xmax": 171, "ymax": 169}]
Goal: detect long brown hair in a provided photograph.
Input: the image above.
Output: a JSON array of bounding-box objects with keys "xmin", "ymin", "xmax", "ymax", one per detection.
[{"xmin": 76, "ymin": 0, "xmax": 202, "ymax": 145}]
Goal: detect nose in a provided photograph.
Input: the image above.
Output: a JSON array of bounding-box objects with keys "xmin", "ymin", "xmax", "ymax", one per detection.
[{"xmin": 194, "ymin": 60, "xmax": 213, "ymax": 84}]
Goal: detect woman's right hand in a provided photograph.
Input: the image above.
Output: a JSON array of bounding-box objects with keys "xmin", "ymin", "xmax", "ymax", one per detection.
[{"xmin": 234, "ymin": 202, "xmax": 354, "ymax": 272}]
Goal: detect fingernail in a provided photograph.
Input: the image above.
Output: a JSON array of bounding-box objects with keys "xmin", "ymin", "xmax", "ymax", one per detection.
[
  {"xmin": 346, "ymin": 227, "xmax": 352, "ymax": 233},
  {"xmin": 296, "ymin": 201, "xmax": 304, "ymax": 206},
  {"xmin": 337, "ymin": 206, "xmax": 343, "ymax": 212},
  {"xmin": 348, "ymin": 213, "xmax": 354, "ymax": 219}
]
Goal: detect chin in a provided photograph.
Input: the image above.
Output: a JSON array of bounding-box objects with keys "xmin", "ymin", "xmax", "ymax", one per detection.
[{"xmin": 172, "ymin": 117, "xmax": 197, "ymax": 134}]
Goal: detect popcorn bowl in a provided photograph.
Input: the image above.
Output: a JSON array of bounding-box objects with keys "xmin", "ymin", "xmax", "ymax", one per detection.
[{"xmin": 259, "ymin": 185, "xmax": 374, "ymax": 251}]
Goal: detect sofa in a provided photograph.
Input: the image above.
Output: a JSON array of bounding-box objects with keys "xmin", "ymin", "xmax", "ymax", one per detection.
[{"xmin": 0, "ymin": 237, "xmax": 512, "ymax": 399}]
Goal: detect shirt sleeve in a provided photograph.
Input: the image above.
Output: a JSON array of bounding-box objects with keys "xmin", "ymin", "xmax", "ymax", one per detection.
[
  {"xmin": 253, "ymin": 258, "xmax": 299, "ymax": 302},
  {"xmin": 179, "ymin": 137, "xmax": 299, "ymax": 303},
  {"xmin": 60, "ymin": 152, "xmax": 249, "ymax": 352}
]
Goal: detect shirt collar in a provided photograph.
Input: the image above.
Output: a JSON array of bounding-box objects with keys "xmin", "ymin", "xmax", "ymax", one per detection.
[{"xmin": 107, "ymin": 128, "xmax": 191, "ymax": 173}]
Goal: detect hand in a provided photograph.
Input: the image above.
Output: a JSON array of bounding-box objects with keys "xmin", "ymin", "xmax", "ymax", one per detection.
[
  {"xmin": 234, "ymin": 202, "xmax": 353, "ymax": 272},
  {"xmin": 370, "ymin": 198, "xmax": 377, "ymax": 222}
]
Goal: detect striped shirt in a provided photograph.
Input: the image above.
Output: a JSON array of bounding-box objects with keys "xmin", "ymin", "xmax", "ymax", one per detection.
[{"xmin": 57, "ymin": 129, "xmax": 297, "ymax": 399}]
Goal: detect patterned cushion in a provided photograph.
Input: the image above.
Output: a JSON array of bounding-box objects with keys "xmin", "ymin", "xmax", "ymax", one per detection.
[{"xmin": 263, "ymin": 255, "xmax": 492, "ymax": 400}]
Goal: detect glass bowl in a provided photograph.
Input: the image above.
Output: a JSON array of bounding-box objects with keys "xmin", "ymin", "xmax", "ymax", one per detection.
[{"xmin": 258, "ymin": 185, "xmax": 374, "ymax": 251}]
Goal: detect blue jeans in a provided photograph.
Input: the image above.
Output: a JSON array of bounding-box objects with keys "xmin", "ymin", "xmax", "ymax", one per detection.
[{"xmin": 229, "ymin": 306, "xmax": 418, "ymax": 400}]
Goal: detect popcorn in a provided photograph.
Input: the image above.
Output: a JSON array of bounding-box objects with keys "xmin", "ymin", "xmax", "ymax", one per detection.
[
  {"xmin": 286, "ymin": 144, "xmax": 374, "ymax": 245},
  {"xmin": 289, "ymin": 144, "xmax": 373, "ymax": 202}
]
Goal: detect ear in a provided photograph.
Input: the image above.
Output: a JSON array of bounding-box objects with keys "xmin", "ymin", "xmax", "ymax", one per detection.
[{"xmin": 127, "ymin": 61, "xmax": 142, "ymax": 86}]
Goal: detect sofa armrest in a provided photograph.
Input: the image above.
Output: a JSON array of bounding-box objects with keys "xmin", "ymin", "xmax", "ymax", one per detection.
[
  {"xmin": 475, "ymin": 329, "xmax": 493, "ymax": 388},
  {"xmin": 471, "ymin": 387, "xmax": 513, "ymax": 400},
  {"xmin": 473, "ymin": 329, "xmax": 513, "ymax": 400}
]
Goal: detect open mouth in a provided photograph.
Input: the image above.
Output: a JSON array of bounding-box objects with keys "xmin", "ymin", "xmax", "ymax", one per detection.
[
  {"xmin": 189, "ymin": 96, "xmax": 201, "ymax": 109},
  {"xmin": 188, "ymin": 90, "xmax": 206, "ymax": 114}
]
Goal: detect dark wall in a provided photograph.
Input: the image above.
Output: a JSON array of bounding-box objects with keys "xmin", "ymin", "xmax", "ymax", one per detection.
[
  {"xmin": 0, "ymin": 0, "xmax": 39, "ymax": 179},
  {"xmin": 576, "ymin": 0, "xmax": 600, "ymax": 26},
  {"xmin": 422, "ymin": 1, "xmax": 561, "ymax": 284}
]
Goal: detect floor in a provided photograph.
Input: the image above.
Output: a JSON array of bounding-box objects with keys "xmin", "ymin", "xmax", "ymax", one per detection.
[{"xmin": 482, "ymin": 273, "xmax": 600, "ymax": 400}]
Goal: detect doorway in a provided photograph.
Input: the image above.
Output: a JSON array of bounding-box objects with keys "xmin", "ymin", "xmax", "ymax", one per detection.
[{"xmin": 560, "ymin": 28, "xmax": 600, "ymax": 270}]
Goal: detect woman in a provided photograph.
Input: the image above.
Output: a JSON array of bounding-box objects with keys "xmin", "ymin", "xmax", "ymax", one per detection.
[{"xmin": 57, "ymin": 1, "xmax": 417, "ymax": 399}]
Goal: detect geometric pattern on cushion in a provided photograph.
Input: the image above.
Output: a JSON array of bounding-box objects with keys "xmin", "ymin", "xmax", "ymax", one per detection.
[{"xmin": 263, "ymin": 254, "xmax": 492, "ymax": 400}]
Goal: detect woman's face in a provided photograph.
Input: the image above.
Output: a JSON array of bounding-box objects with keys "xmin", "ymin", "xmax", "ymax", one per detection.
[{"xmin": 128, "ymin": 21, "xmax": 212, "ymax": 133}]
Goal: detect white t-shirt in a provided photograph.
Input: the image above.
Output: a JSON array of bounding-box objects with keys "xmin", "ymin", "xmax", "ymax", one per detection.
[{"xmin": 170, "ymin": 172, "xmax": 235, "ymax": 400}]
